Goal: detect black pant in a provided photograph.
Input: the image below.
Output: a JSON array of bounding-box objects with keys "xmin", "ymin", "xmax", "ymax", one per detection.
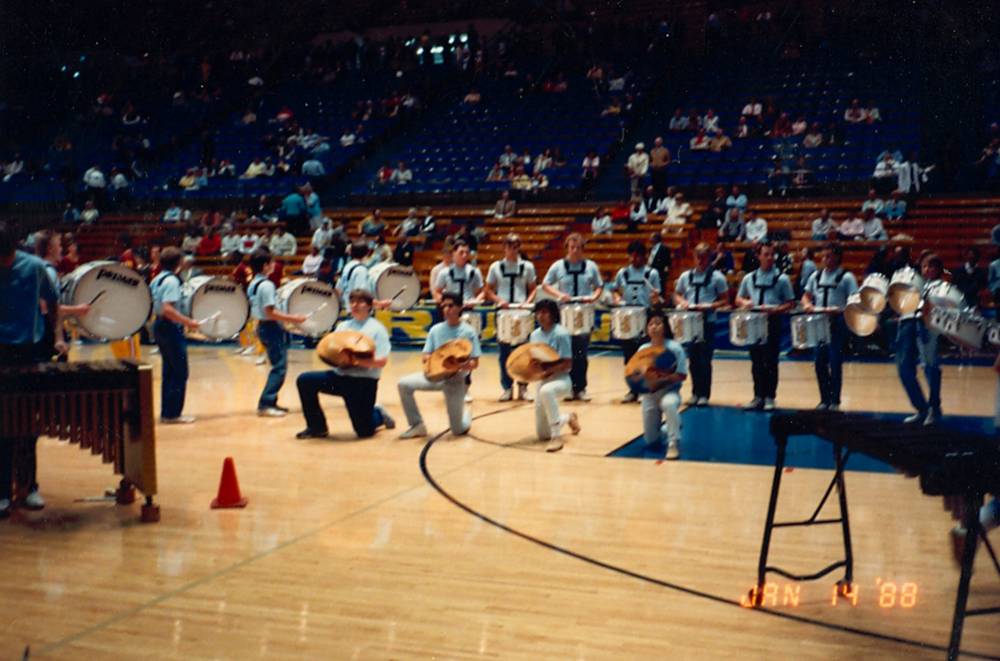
[
  {"xmin": 651, "ymin": 167, "xmax": 668, "ymax": 196},
  {"xmin": 749, "ymin": 316, "xmax": 783, "ymax": 399},
  {"xmin": 0, "ymin": 344, "xmax": 40, "ymax": 500},
  {"xmin": 570, "ymin": 335, "xmax": 590, "ymax": 394},
  {"xmin": 688, "ymin": 319, "xmax": 716, "ymax": 399},
  {"xmin": 297, "ymin": 370, "xmax": 380, "ymax": 438}
]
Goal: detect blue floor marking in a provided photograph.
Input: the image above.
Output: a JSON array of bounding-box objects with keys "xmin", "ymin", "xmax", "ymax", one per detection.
[{"xmin": 609, "ymin": 406, "xmax": 997, "ymax": 473}]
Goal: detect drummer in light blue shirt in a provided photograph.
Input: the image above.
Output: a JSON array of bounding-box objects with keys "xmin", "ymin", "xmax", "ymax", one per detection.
[
  {"xmin": 397, "ymin": 292, "xmax": 482, "ymax": 439},
  {"xmin": 527, "ymin": 299, "xmax": 579, "ymax": 452},
  {"xmin": 433, "ymin": 240, "xmax": 484, "ymax": 306},
  {"xmin": 610, "ymin": 240, "xmax": 661, "ymax": 403},
  {"xmin": 335, "ymin": 241, "xmax": 374, "ymax": 308},
  {"xmin": 735, "ymin": 242, "xmax": 795, "ymax": 411},
  {"xmin": 541, "ymin": 233, "xmax": 604, "ymax": 400},
  {"xmin": 673, "ymin": 242, "xmax": 729, "ymax": 406},
  {"xmin": 802, "ymin": 243, "xmax": 859, "ymax": 411},
  {"xmin": 150, "ymin": 247, "xmax": 202, "ymax": 423}
]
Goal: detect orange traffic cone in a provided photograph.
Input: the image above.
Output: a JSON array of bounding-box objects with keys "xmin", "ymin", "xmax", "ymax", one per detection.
[{"xmin": 211, "ymin": 457, "xmax": 248, "ymax": 509}]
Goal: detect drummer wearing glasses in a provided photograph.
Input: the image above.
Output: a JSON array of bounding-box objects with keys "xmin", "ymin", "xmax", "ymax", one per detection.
[
  {"xmin": 484, "ymin": 234, "xmax": 537, "ymax": 402},
  {"xmin": 735, "ymin": 242, "xmax": 795, "ymax": 411},
  {"xmin": 801, "ymin": 243, "xmax": 859, "ymax": 411},
  {"xmin": 541, "ymin": 233, "xmax": 603, "ymax": 401}
]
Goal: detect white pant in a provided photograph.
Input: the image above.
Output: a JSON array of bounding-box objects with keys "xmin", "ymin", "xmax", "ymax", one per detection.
[
  {"xmin": 535, "ymin": 376, "xmax": 572, "ymax": 440},
  {"xmin": 640, "ymin": 388, "xmax": 681, "ymax": 445},
  {"xmin": 398, "ymin": 371, "xmax": 470, "ymax": 435}
]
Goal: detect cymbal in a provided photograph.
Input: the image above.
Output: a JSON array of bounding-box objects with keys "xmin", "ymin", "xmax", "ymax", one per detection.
[
  {"xmin": 424, "ymin": 338, "xmax": 474, "ymax": 381},
  {"xmin": 317, "ymin": 330, "xmax": 376, "ymax": 367},
  {"xmin": 506, "ymin": 342, "xmax": 563, "ymax": 383}
]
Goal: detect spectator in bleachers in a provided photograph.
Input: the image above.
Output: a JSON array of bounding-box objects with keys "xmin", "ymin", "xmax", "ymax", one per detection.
[
  {"xmin": 80, "ymin": 200, "xmax": 100, "ymax": 224},
  {"xmin": 581, "ymin": 150, "xmax": 600, "ymax": 194},
  {"xmin": 838, "ymin": 213, "xmax": 865, "ymax": 241},
  {"xmin": 419, "ymin": 208, "xmax": 437, "ymax": 244},
  {"xmin": 802, "ymin": 123, "xmax": 824, "ymax": 148},
  {"xmin": 534, "ymin": 149, "xmax": 553, "ymax": 175},
  {"xmin": 668, "ymin": 108, "xmax": 689, "ymax": 131},
  {"xmin": 516, "ymin": 149, "xmax": 532, "ymax": 171},
  {"xmin": 767, "ymin": 158, "xmax": 789, "ymax": 196},
  {"xmin": 771, "ymin": 112, "xmax": 793, "ymax": 139},
  {"xmin": 377, "ymin": 162, "xmax": 395, "ymax": 186},
  {"xmin": 269, "ymin": 226, "xmax": 297, "ymax": 257},
  {"xmin": 63, "ymin": 203, "xmax": 80, "ymax": 224},
  {"xmin": 718, "ymin": 212, "xmax": 745, "ymax": 242},
  {"xmin": 649, "ymin": 137, "xmax": 671, "ymax": 195},
  {"xmin": 862, "ymin": 209, "xmax": 888, "ymax": 241},
  {"xmin": 844, "ymin": 99, "xmax": 866, "ymax": 124},
  {"xmin": 279, "ymin": 187, "xmax": 308, "ymax": 233},
  {"xmin": 240, "ymin": 157, "xmax": 267, "ymax": 179},
  {"xmin": 811, "ymin": 209, "xmax": 837, "ymax": 240},
  {"xmin": 360, "ymin": 209, "xmax": 386, "ymax": 237},
  {"xmin": 626, "ymin": 142, "xmax": 649, "ymax": 196},
  {"xmin": 301, "ymin": 246, "xmax": 323, "ymax": 277},
  {"xmin": 494, "ymin": 191, "xmax": 516, "ymax": 219},
  {"xmin": 725, "ymin": 185, "xmax": 748, "ymax": 222},
  {"xmin": 654, "ymin": 186, "xmax": 678, "ymax": 216},
  {"xmin": 339, "ymin": 127, "xmax": 356, "ymax": 148},
  {"xmin": 796, "ymin": 247, "xmax": 817, "ymax": 296},
  {"xmin": 689, "ymin": 129, "xmax": 710, "ymax": 151},
  {"xmin": 390, "ymin": 161, "xmax": 413, "ymax": 185},
  {"xmin": 897, "ymin": 152, "xmax": 930, "ymax": 198},
  {"xmin": 686, "ymin": 109, "xmax": 702, "ymax": 131},
  {"xmin": 791, "ymin": 115, "xmax": 808, "ymax": 136},
  {"xmin": 628, "ymin": 196, "xmax": 647, "ymax": 232},
  {"xmin": 2, "ymin": 154, "xmax": 24, "ymax": 182},
  {"xmin": 709, "ymin": 129, "xmax": 732, "ymax": 152},
  {"xmin": 312, "ymin": 219, "xmax": 334, "ymax": 251},
  {"xmin": 592, "ymin": 207, "xmax": 613, "ymax": 235},
  {"xmin": 83, "ymin": 164, "xmax": 106, "ymax": 191},
  {"xmin": 872, "ymin": 153, "xmax": 899, "ymax": 194},
  {"xmin": 741, "ymin": 97, "xmax": 762, "ymax": 120},
  {"xmin": 367, "ymin": 233, "xmax": 392, "ymax": 267},
  {"xmin": 462, "ymin": 89, "xmax": 481, "ymax": 105},
  {"xmin": 699, "ymin": 187, "xmax": 728, "ymax": 229},
  {"xmin": 499, "ymin": 145, "xmax": 517, "ymax": 173},
  {"xmin": 240, "ymin": 229, "xmax": 260, "ymax": 254},
  {"xmin": 641, "ymin": 185, "xmax": 658, "ymax": 216},
  {"xmin": 229, "ymin": 251, "xmax": 251, "ymax": 289},
  {"xmin": 735, "ymin": 116, "xmax": 750, "ymax": 139},
  {"xmin": 197, "ymin": 227, "xmax": 221, "ymax": 257},
  {"xmin": 394, "ymin": 233, "xmax": 416, "ymax": 267},
  {"xmin": 249, "ymin": 195, "xmax": 278, "ymax": 223},
  {"xmin": 665, "ymin": 192, "xmax": 692, "ymax": 226},
  {"xmin": 775, "ymin": 242, "xmax": 793, "ymax": 275},
  {"xmin": 865, "ymin": 100, "xmax": 882, "ymax": 124},
  {"xmin": 551, "ymin": 148, "xmax": 567, "ymax": 168},
  {"xmin": 216, "ymin": 160, "xmax": 236, "ymax": 178},
  {"xmin": 826, "ymin": 121, "xmax": 844, "ymax": 146},
  {"xmin": 531, "ymin": 172, "xmax": 549, "ymax": 193},
  {"xmin": 182, "ymin": 228, "xmax": 202, "ymax": 254},
  {"xmin": 744, "ymin": 212, "xmax": 768, "ymax": 243},
  {"xmin": 883, "ymin": 190, "xmax": 908, "ymax": 221},
  {"xmin": 702, "ymin": 109, "xmax": 721, "ymax": 135},
  {"xmin": 712, "ymin": 243, "xmax": 736, "ymax": 275},
  {"xmin": 648, "ymin": 229, "xmax": 673, "ymax": 297},
  {"xmin": 221, "ymin": 227, "xmax": 240, "ymax": 256},
  {"xmin": 861, "ymin": 188, "xmax": 885, "ymax": 215},
  {"xmin": 162, "ymin": 203, "xmax": 184, "ymax": 224},
  {"xmin": 953, "ymin": 247, "xmax": 987, "ymax": 308},
  {"xmin": 791, "ymin": 156, "xmax": 814, "ymax": 192},
  {"xmin": 178, "ymin": 168, "xmax": 200, "ymax": 190},
  {"xmin": 301, "ymin": 157, "xmax": 325, "ymax": 178},
  {"xmin": 511, "ymin": 166, "xmax": 532, "ymax": 191},
  {"xmin": 429, "ymin": 240, "xmax": 454, "ymax": 303},
  {"xmin": 395, "ymin": 208, "xmax": 421, "ymax": 238},
  {"xmin": 486, "ymin": 160, "xmax": 506, "ymax": 182},
  {"xmin": 302, "ymin": 185, "xmax": 322, "ymax": 230}
]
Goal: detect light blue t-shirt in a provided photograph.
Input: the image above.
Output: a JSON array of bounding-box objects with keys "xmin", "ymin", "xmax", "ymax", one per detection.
[
  {"xmin": 529, "ymin": 324, "xmax": 572, "ymax": 384},
  {"xmin": 675, "ymin": 267, "xmax": 729, "ymax": 321},
  {"xmin": 336, "ymin": 259, "xmax": 372, "ymax": 306},
  {"xmin": 435, "ymin": 263, "xmax": 484, "ymax": 302},
  {"xmin": 804, "ymin": 268, "xmax": 859, "ymax": 308},
  {"xmin": 150, "ymin": 270, "xmax": 183, "ymax": 317},
  {"xmin": 543, "ymin": 258, "xmax": 603, "ymax": 298},
  {"xmin": 281, "ymin": 192, "xmax": 307, "ymax": 217},
  {"xmin": 639, "ymin": 339, "xmax": 688, "ymax": 393},
  {"xmin": 737, "ymin": 268, "xmax": 795, "ymax": 307},
  {"xmin": 989, "ymin": 259, "xmax": 1000, "ymax": 294},
  {"xmin": 249, "ymin": 274, "xmax": 277, "ymax": 321},
  {"xmin": 333, "ymin": 315, "xmax": 391, "ymax": 379},
  {"xmin": 0, "ymin": 251, "xmax": 58, "ymax": 344},
  {"xmin": 423, "ymin": 320, "xmax": 482, "ymax": 359},
  {"xmin": 612, "ymin": 265, "xmax": 661, "ymax": 307}
]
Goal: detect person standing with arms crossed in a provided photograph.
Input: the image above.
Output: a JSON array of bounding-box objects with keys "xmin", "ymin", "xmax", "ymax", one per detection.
[{"xmin": 484, "ymin": 234, "xmax": 537, "ymax": 402}]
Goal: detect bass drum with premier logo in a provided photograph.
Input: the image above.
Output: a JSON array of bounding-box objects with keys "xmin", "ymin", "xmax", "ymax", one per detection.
[
  {"xmin": 369, "ymin": 261, "xmax": 421, "ymax": 311},
  {"xmin": 275, "ymin": 278, "xmax": 340, "ymax": 337},
  {"xmin": 61, "ymin": 260, "xmax": 152, "ymax": 341},
  {"xmin": 180, "ymin": 275, "xmax": 250, "ymax": 340}
]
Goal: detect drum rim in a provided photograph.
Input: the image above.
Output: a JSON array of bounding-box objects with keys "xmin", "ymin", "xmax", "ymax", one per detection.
[{"xmin": 64, "ymin": 261, "xmax": 153, "ymax": 341}]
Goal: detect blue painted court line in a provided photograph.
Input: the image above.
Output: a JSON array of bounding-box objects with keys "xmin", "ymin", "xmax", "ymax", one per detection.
[{"xmin": 609, "ymin": 406, "xmax": 997, "ymax": 473}]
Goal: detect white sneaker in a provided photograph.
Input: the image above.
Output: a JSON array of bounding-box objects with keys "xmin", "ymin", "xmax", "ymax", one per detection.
[
  {"xmin": 685, "ymin": 396, "xmax": 699, "ymax": 406},
  {"xmin": 240, "ymin": 346, "xmax": 256, "ymax": 356},
  {"xmin": 828, "ymin": 403, "xmax": 840, "ymax": 412},
  {"xmin": 524, "ymin": 389, "xmax": 535, "ymax": 402},
  {"xmin": 399, "ymin": 423, "xmax": 427, "ymax": 439},
  {"xmin": 621, "ymin": 392, "xmax": 638, "ymax": 404},
  {"xmin": 815, "ymin": 402, "xmax": 829, "ymax": 411},
  {"xmin": 567, "ymin": 412, "xmax": 581, "ymax": 435},
  {"xmin": 763, "ymin": 398, "xmax": 776, "ymax": 411},
  {"xmin": 545, "ymin": 437, "xmax": 564, "ymax": 452},
  {"xmin": 498, "ymin": 389, "xmax": 513, "ymax": 402},
  {"xmin": 924, "ymin": 410, "xmax": 939, "ymax": 426},
  {"xmin": 744, "ymin": 398, "xmax": 763, "ymax": 411},
  {"xmin": 160, "ymin": 415, "xmax": 196, "ymax": 424},
  {"xmin": 0, "ymin": 498, "xmax": 11, "ymax": 518},
  {"xmin": 576, "ymin": 390, "xmax": 592, "ymax": 402},
  {"xmin": 696, "ymin": 397, "xmax": 709, "ymax": 407},
  {"xmin": 903, "ymin": 412, "xmax": 924, "ymax": 424},
  {"xmin": 517, "ymin": 383, "xmax": 529, "ymax": 400},
  {"xmin": 666, "ymin": 439, "xmax": 680, "ymax": 460},
  {"xmin": 257, "ymin": 407, "xmax": 287, "ymax": 417},
  {"xmin": 255, "ymin": 356, "xmax": 267, "ymax": 366},
  {"xmin": 464, "ymin": 393, "xmax": 473, "ymax": 403},
  {"xmin": 23, "ymin": 490, "xmax": 45, "ymax": 510}
]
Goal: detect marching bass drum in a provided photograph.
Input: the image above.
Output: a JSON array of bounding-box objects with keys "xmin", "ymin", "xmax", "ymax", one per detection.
[
  {"xmin": 275, "ymin": 278, "xmax": 340, "ymax": 337},
  {"xmin": 61, "ymin": 260, "xmax": 152, "ymax": 341},
  {"xmin": 179, "ymin": 275, "xmax": 249, "ymax": 340},
  {"xmin": 368, "ymin": 261, "xmax": 421, "ymax": 311}
]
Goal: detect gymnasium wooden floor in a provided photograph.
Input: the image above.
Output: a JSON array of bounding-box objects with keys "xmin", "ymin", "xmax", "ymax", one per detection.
[{"xmin": 2, "ymin": 343, "xmax": 999, "ymax": 659}]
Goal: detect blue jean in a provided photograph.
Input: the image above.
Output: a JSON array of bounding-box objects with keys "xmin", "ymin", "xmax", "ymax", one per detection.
[
  {"xmin": 815, "ymin": 316, "xmax": 847, "ymax": 405},
  {"xmin": 153, "ymin": 318, "xmax": 188, "ymax": 419},
  {"xmin": 894, "ymin": 318, "xmax": 941, "ymax": 414},
  {"xmin": 257, "ymin": 321, "xmax": 288, "ymax": 409}
]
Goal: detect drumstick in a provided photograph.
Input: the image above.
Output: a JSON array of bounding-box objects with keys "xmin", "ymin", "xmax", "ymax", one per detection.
[
  {"xmin": 390, "ymin": 288, "xmax": 406, "ymax": 302},
  {"xmin": 196, "ymin": 311, "xmax": 221, "ymax": 325},
  {"xmin": 304, "ymin": 301, "xmax": 329, "ymax": 320},
  {"xmin": 88, "ymin": 290, "xmax": 107, "ymax": 306}
]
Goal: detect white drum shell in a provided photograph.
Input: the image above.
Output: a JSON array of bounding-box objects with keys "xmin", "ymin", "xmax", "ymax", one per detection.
[
  {"xmin": 369, "ymin": 262, "xmax": 421, "ymax": 311},
  {"xmin": 496, "ymin": 309, "xmax": 533, "ymax": 344},
  {"xmin": 560, "ymin": 303, "xmax": 595, "ymax": 336},
  {"xmin": 181, "ymin": 276, "xmax": 249, "ymax": 340},
  {"xmin": 844, "ymin": 292, "xmax": 879, "ymax": 337},
  {"xmin": 926, "ymin": 307, "xmax": 986, "ymax": 350},
  {"xmin": 858, "ymin": 274, "xmax": 889, "ymax": 314},
  {"xmin": 61, "ymin": 261, "xmax": 152, "ymax": 341},
  {"xmin": 611, "ymin": 306, "xmax": 646, "ymax": 340},
  {"xmin": 668, "ymin": 311, "xmax": 704, "ymax": 343},
  {"xmin": 460, "ymin": 311, "xmax": 483, "ymax": 338},
  {"xmin": 729, "ymin": 311, "xmax": 768, "ymax": 346},
  {"xmin": 791, "ymin": 314, "xmax": 831, "ymax": 349},
  {"xmin": 275, "ymin": 278, "xmax": 340, "ymax": 337},
  {"xmin": 925, "ymin": 282, "xmax": 965, "ymax": 310},
  {"xmin": 888, "ymin": 268, "xmax": 925, "ymax": 315}
]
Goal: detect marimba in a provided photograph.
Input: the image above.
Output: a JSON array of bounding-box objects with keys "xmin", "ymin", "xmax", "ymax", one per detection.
[
  {"xmin": 0, "ymin": 359, "xmax": 159, "ymax": 522},
  {"xmin": 751, "ymin": 411, "xmax": 1000, "ymax": 660}
]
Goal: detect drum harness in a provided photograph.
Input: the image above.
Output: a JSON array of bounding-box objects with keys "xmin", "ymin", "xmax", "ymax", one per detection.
[
  {"xmin": 151, "ymin": 271, "xmax": 183, "ymax": 322},
  {"xmin": 499, "ymin": 260, "xmax": 526, "ymax": 304},
  {"xmin": 562, "ymin": 259, "xmax": 590, "ymax": 298},
  {"xmin": 814, "ymin": 268, "xmax": 847, "ymax": 308},
  {"xmin": 448, "ymin": 264, "xmax": 476, "ymax": 302},
  {"xmin": 622, "ymin": 266, "xmax": 655, "ymax": 305},
  {"xmin": 686, "ymin": 267, "xmax": 718, "ymax": 305},
  {"xmin": 751, "ymin": 270, "xmax": 781, "ymax": 306}
]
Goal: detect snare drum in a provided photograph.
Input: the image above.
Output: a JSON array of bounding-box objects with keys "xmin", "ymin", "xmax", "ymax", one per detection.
[
  {"xmin": 844, "ymin": 292, "xmax": 879, "ymax": 337},
  {"xmin": 888, "ymin": 267, "xmax": 924, "ymax": 315},
  {"xmin": 275, "ymin": 278, "xmax": 340, "ymax": 337},
  {"xmin": 368, "ymin": 261, "xmax": 420, "ymax": 311},
  {"xmin": 180, "ymin": 275, "xmax": 249, "ymax": 340},
  {"xmin": 61, "ymin": 261, "xmax": 152, "ymax": 341},
  {"xmin": 925, "ymin": 281, "xmax": 965, "ymax": 310},
  {"xmin": 729, "ymin": 311, "xmax": 768, "ymax": 346},
  {"xmin": 667, "ymin": 311, "xmax": 704, "ymax": 344},
  {"xmin": 560, "ymin": 303, "xmax": 595, "ymax": 336},
  {"xmin": 460, "ymin": 310, "xmax": 483, "ymax": 337},
  {"xmin": 790, "ymin": 314, "xmax": 831, "ymax": 349},
  {"xmin": 858, "ymin": 273, "xmax": 889, "ymax": 314},
  {"xmin": 496, "ymin": 308, "xmax": 533, "ymax": 344},
  {"xmin": 611, "ymin": 306, "xmax": 646, "ymax": 340}
]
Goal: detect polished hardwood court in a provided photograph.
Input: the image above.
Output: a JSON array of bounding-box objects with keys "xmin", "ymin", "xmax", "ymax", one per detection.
[{"xmin": 2, "ymin": 343, "xmax": 998, "ymax": 659}]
